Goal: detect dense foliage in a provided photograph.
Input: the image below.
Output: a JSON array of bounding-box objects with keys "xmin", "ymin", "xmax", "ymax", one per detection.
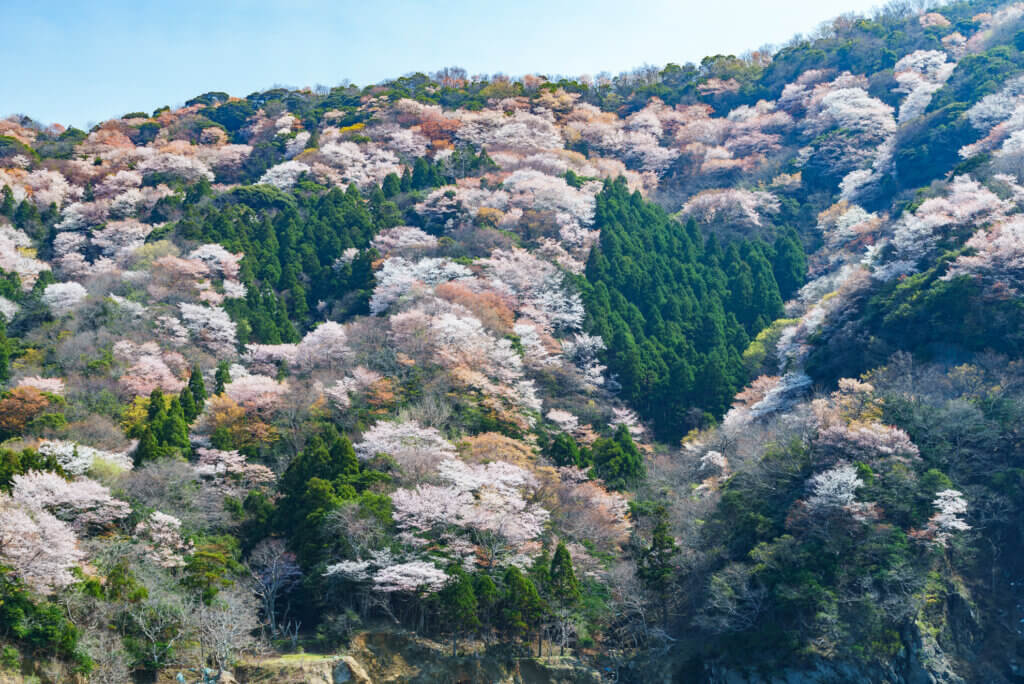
[{"xmin": 5, "ymin": 0, "xmax": 1024, "ymax": 681}]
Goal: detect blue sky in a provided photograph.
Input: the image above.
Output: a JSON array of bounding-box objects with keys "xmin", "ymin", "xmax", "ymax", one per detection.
[{"xmin": 3, "ymin": 0, "xmax": 886, "ymax": 129}]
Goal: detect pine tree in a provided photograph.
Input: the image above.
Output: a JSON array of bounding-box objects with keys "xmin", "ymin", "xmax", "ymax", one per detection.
[
  {"xmin": 439, "ymin": 566, "xmax": 479, "ymax": 656},
  {"xmin": 547, "ymin": 433, "xmax": 582, "ymax": 467},
  {"xmin": 161, "ymin": 398, "xmax": 191, "ymax": 452},
  {"xmin": 382, "ymin": 172, "xmax": 401, "ymax": 198},
  {"xmin": 412, "ymin": 158, "xmax": 433, "ymax": 190},
  {"xmin": 549, "ymin": 542, "xmax": 581, "ymax": 655},
  {"xmin": 501, "ymin": 565, "xmax": 546, "ymax": 655},
  {"xmin": 637, "ymin": 506, "xmax": 680, "ymax": 627},
  {"xmin": 549, "ymin": 543, "xmax": 581, "ymax": 605},
  {"xmin": 188, "ymin": 363, "xmax": 207, "ymax": 404},
  {"xmin": 179, "ymin": 385, "xmax": 197, "ymax": 423},
  {"xmin": 147, "ymin": 388, "xmax": 166, "ymax": 422},
  {"xmin": 0, "ymin": 316, "xmax": 11, "ymax": 384},
  {"xmin": 214, "ymin": 361, "xmax": 231, "ymax": 395},
  {"xmin": 135, "ymin": 427, "xmax": 160, "ymax": 465},
  {"xmin": 474, "ymin": 573, "xmax": 499, "ymax": 640},
  {"xmin": 0, "ymin": 186, "xmax": 14, "ymax": 217}
]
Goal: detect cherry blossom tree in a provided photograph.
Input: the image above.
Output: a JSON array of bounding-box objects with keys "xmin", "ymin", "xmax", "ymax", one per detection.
[
  {"xmin": 223, "ymin": 373, "xmax": 290, "ymax": 414},
  {"xmin": 36, "ymin": 439, "xmax": 135, "ymax": 474},
  {"xmin": 137, "ymin": 153, "xmax": 214, "ymax": 183},
  {"xmin": 42, "ymin": 282, "xmax": 87, "ymax": 315},
  {"xmin": 369, "ymin": 257, "xmax": 472, "ymax": 315},
  {"xmin": 372, "ymin": 226, "xmax": 439, "ymax": 257},
  {"xmin": 187, "ymin": 244, "xmax": 243, "ymax": 280},
  {"xmin": 16, "ymin": 376, "xmax": 65, "ymax": 395},
  {"xmin": 354, "ymin": 419, "xmax": 457, "ymax": 475},
  {"xmin": 0, "ymin": 497, "xmax": 84, "ymax": 593},
  {"xmin": 120, "ymin": 355, "xmax": 187, "ymax": 396},
  {"xmin": 943, "ymin": 215, "xmax": 1024, "ymax": 295},
  {"xmin": 914, "ymin": 489, "xmax": 970, "ymax": 547},
  {"xmin": 314, "ymin": 140, "xmax": 402, "ymax": 188},
  {"xmin": 178, "ymin": 303, "xmax": 238, "ymax": 356},
  {"xmin": 258, "ymin": 161, "xmax": 311, "ymax": 189},
  {"xmin": 293, "ymin": 321, "xmax": 349, "ymax": 371},
  {"xmin": 893, "ymin": 50, "xmax": 955, "ymax": 124},
  {"xmin": 802, "ymin": 464, "xmax": 869, "ymax": 519},
  {"xmin": 0, "ymin": 224, "xmax": 48, "ymax": 288},
  {"xmin": 134, "ymin": 511, "xmax": 194, "ymax": 568},
  {"xmin": 680, "ymin": 188, "xmax": 781, "ymax": 232},
  {"xmin": 11, "ymin": 470, "xmax": 130, "ymax": 529}
]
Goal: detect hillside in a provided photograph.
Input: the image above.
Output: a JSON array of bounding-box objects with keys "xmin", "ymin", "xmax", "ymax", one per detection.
[{"xmin": 2, "ymin": 1, "xmax": 1024, "ymax": 681}]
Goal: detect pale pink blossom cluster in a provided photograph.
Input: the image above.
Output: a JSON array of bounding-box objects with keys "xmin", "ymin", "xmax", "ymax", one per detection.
[
  {"xmin": 391, "ymin": 457, "xmax": 549, "ymax": 554},
  {"xmin": 814, "ymin": 420, "xmax": 920, "ymax": 464},
  {"xmin": 371, "ymin": 226, "xmax": 438, "ymax": 257},
  {"xmin": 11, "ymin": 470, "xmax": 130, "ymax": 530},
  {"xmin": 312, "ymin": 138, "xmax": 402, "ymax": 188},
  {"xmin": 943, "ymin": 215, "xmax": 1024, "ymax": 295},
  {"xmin": 560, "ymin": 332, "xmax": 607, "ymax": 389},
  {"xmin": 188, "ymin": 244, "xmax": 242, "ymax": 280},
  {"xmin": 893, "ymin": 50, "xmax": 956, "ymax": 124},
  {"xmin": 871, "ymin": 176, "xmax": 1009, "ymax": 280},
  {"xmin": 177, "ymin": 303, "xmax": 238, "ymax": 356},
  {"xmin": 292, "ymin": 321, "xmax": 349, "ymax": 371},
  {"xmin": 223, "ymin": 373, "xmax": 290, "ymax": 413},
  {"xmin": 454, "ymin": 108, "xmax": 563, "ymax": 152},
  {"xmin": 325, "ymin": 553, "xmax": 449, "ymax": 594},
  {"xmin": 243, "ymin": 322, "xmax": 350, "ymax": 374},
  {"xmin": 369, "ymin": 257, "xmax": 472, "ymax": 315},
  {"xmin": 134, "ymin": 511, "xmax": 194, "ymax": 568},
  {"xmin": 16, "ymin": 375, "xmax": 65, "ymax": 395},
  {"xmin": 354, "ymin": 419, "xmax": 457, "ymax": 474},
  {"xmin": 960, "ymin": 75, "xmax": 1024, "ymax": 163},
  {"xmin": 915, "ymin": 489, "xmax": 970, "ymax": 547},
  {"xmin": 501, "ymin": 169, "xmax": 598, "ymax": 247},
  {"xmin": 919, "ymin": 12, "xmax": 951, "ymax": 28},
  {"xmin": 42, "ymin": 281, "xmax": 87, "ymax": 314},
  {"xmin": 804, "ymin": 464, "xmax": 864, "ymax": 512},
  {"xmin": 195, "ymin": 447, "xmax": 276, "ymax": 488},
  {"xmin": 815, "ymin": 201, "xmax": 882, "ymax": 253},
  {"xmin": 609, "ymin": 406, "xmax": 645, "ymax": 438},
  {"xmin": 54, "ymin": 200, "xmax": 110, "ymax": 231},
  {"xmin": 0, "ymin": 224, "xmax": 48, "ymax": 289},
  {"xmin": 0, "ymin": 497, "xmax": 84, "ymax": 593},
  {"xmin": 965, "ymin": 3, "xmax": 1024, "ymax": 52},
  {"xmin": 36, "ymin": 439, "xmax": 135, "ymax": 475},
  {"xmin": 318, "ymin": 367, "xmax": 381, "ymax": 410},
  {"xmin": 366, "ymin": 123, "xmax": 430, "ymax": 159},
  {"xmin": 0, "ymin": 168, "xmax": 81, "ymax": 209},
  {"xmin": 370, "ymin": 560, "xmax": 449, "ymax": 593},
  {"xmin": 477, "ymin": 248, "xmax": 584, "ymax": 332},
  {"xmin": 137, "ymin": 152, "xmax": 215, "ymax": 183},
  {"xmin": 119, "ymin": 353, "xmax": 186, "ymax": 397},
  {"xmin": 680, "ymin": 188, "xmax": 781, "ymax": 230},
  {"xmin": 259, "ymin": 160, "xmax": 311, "ymax": 189}
]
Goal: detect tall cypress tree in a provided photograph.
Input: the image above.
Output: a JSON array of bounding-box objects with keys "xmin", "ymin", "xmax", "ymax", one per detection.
[
  {"xmin": 501, "ymin": 566, "xmax": 546, "ymax": 655},
  {"xmin": 214, "ymin": 362, "xmax": 231, "ymax": 395},
  {"xmin": 549, "ymin": 542, "xmax": 581, "ymax": 655},
  {"xmin": 188, "ymin": 363, "xmax": 206, "ymax": 404},
  {"xmin": 439, "ymin": 566, "xmax": 479, "ymax": 656},
  {"xmin": 179, "ymin": 385, "xmax": 197, "ymax": 423},
  {"xmin": 638, "ymin": 507, "xmax": 681, "ymax": 627},
  {"xmin": 0, "ymin": 316, "xmax": 11, "ymax": 384}
]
